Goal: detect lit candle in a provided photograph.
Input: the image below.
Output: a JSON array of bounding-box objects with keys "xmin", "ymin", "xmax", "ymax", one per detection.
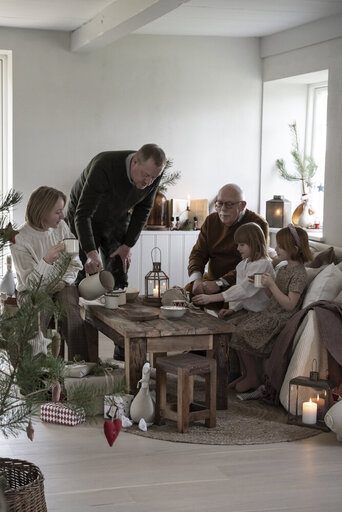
[
  {"xmin": 153, "ymin": 286, "xmax": 159, "ymax": 298},
  {"xmin": 312, "ymin": 394, "xmax": 325, "ymax": 421},
  {"xmin": 302, "ymin": 398, "xmax": 317, "ymax": 425},
  {"xmin": 275, "ymin": 208, "xmax": 281, "ymax": 216}
]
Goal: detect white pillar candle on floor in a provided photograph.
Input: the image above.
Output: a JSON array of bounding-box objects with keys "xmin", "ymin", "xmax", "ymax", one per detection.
[{"xmin": 302, "ymin": 399, "xmax": 317, "ymax": 425}]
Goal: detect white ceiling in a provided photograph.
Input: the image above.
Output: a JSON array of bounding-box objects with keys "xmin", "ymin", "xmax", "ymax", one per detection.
[{"xmin": 1, "ymin": 0, "xmax": 342, "ymax": 38}]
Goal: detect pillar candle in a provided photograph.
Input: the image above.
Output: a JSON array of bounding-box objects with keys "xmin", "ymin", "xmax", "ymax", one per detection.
[{"xmin": 302, "ymin": 399, "xmax": 317, "ymax": 425}]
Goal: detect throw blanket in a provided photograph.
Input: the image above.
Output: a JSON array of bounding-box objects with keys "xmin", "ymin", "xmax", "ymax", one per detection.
[{"xmin": 264, "ymin": 300, "xmax": 342, "ymax": 404}]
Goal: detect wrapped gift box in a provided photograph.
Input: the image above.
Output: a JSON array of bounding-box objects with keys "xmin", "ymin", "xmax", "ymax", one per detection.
[
  {"xmin": 41, "ymin": 402, "xmax": 85, "ymax": 426},
  {"xmin": 64, "ymin": 369, "xmax": 125, "ymax": 415},
  {"xmin": 104, "ymin": 393, "xmax": 134, "ymax": 419},
  {"xmin": 64, "ymin": 362, "xmax": 96, "ymax": 378}
]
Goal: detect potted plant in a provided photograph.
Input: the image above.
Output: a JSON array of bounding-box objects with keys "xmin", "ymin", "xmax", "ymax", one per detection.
[{"xmin": 276, "ymin": 122, "xmax": 317, "ymax": 227}]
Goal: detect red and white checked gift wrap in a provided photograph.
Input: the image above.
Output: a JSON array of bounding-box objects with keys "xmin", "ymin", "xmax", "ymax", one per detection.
[{"xmin": 40, "ymin": 402, "xmax": 85, "ymax": 426}]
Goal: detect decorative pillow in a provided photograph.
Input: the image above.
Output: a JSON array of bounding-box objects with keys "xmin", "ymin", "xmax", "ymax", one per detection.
[
  {"xmin": 305, "ymin": 265, "xmax": 327, "ymax": 286},
  {"xmin": 337, "ymin": 261, "xmax": 342, "ymax": 272},
  {"xmin": 334, "ymin": 291, "xmax": 342, "ymax": 304},
  {"xmin": 302, "ymin": 263, "xmax": 342, "ymax": 308},
  {"xmin": 306, "ymin": 246, "xmax": 337, "ymax": 268}
]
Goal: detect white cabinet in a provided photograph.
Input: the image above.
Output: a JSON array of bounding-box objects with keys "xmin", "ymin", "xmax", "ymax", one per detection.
[{"xmin": 128, "ymin": 230, "xmax": 200, "ymax": 292}]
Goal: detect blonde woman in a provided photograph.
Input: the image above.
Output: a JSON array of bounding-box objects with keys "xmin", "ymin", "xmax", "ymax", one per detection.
[{"xmin": 11, "ymin": 186, "xmax": 88, "ymax": 360}]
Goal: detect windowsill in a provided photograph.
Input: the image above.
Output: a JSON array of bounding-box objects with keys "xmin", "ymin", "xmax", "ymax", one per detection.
[{"xmin": 269, "ymin": 227, "xmax": 324, "ymax": 242}]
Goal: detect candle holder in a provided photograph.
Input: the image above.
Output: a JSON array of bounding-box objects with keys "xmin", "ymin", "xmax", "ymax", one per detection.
[
  {"xmin": 266, "ymin": 195, "xmax": 291, "ymax": 228},
  {"xmin": 287, "ymin": 360, "xmax": 334, "ymax": 430},
  {"xmin": 143, "ymin": 247, "xmax": 169, "ymax": 307}
]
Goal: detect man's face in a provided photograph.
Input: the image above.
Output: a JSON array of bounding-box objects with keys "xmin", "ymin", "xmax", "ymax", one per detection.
[
  {"xmin": 215, "ymin": 189, "xmax": 245, "ymax": 227},
  {"xmin": 130, "ymin": 157, "xmax": 163, "ymax": 189}
]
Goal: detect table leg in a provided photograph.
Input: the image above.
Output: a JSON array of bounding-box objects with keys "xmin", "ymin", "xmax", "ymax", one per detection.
[
  {"xmin": 84, "ymin": 321, "xmax": 99, "ymax": 363},
  {"xmin": 213, "ymin": 333, "xmax": 230, "ymax": 410},
  {"xmin": 126, "ymin": 337, "xmax": 147, "ymax": 394}
]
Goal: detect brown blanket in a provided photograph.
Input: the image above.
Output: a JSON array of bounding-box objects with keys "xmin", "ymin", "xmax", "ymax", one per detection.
[{"xmin": 264, "ymin": 300, "xmax": 342, "ymax": 404}]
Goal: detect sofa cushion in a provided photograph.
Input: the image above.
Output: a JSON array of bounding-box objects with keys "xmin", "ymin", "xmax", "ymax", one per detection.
[
  {"xmin": 306, "ymin": 246, "xmax": 337, "ymax": 268},
  {"xmin": 334, "ymin": 290, "xmax": 342, "ymax": 304},
  {"xmin": 302, "ymin": 263, "xmax": 342, "ymax": 308},
  {"xmin": 305, "ymin": 265, "xmax": 327, "ymax": 286}
]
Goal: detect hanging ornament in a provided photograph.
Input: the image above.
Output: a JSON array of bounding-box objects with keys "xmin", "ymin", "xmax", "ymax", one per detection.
[
  {"xmin": 104, "ymin": 418, "xmax": 122, "ymax": 446},
  {"xmin": 0, "ymin": 255, "xmax": 16, "ymax": 297},
  {"xmin": 130, "ymin": 362, "xmax": 155, "ymax": 424},
  {"xmin": 26, "ymin": 420, "xmax": 34, "ymax": 441},
  {"xmin": 28, "ymin": 312, "xmax": 52, "ymax": 356},
  {"xmin": 0, "ymin": 222, "xmax": 19, "ymax": 244}
]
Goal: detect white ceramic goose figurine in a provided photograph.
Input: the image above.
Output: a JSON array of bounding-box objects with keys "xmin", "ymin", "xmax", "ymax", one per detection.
[{"xmin": 130, "ymin": 362, "xmax": 155, "ymax": 424}]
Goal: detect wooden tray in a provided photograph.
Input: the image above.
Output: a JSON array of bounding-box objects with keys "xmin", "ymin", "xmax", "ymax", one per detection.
[{"xmin": 121, "ymin": 310, "xmax": 160, "ymax": 322}]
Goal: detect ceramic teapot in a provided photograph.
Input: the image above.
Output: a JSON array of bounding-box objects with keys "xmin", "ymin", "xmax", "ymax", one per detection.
[
  {"xmin": 324, "ymin": 399, "xmax": 342, "ymax": 442},
  {"xmin": 78, "ymin": 271, "xmax": 114, "ymax": 301}
]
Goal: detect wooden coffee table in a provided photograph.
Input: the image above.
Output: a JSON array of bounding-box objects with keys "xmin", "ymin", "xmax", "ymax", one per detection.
[{"xmin": 80, "ymin": 300, "xmax": 234, "ymax": 410}]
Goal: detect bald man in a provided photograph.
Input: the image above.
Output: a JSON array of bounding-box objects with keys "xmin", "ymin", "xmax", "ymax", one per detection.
[{"xmin": 188, "ymin": 184, "xmax": 269, "ymax": 297}]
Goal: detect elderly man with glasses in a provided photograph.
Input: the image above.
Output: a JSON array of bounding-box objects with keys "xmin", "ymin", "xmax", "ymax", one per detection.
[{"xmin": 188, "ymin": 184, "xmax": 269, "ymax": 299}]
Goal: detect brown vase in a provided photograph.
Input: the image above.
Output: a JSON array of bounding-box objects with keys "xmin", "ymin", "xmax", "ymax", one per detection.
[{"xmin": 146, "ymin": 192, "xmax": 168, "ymax": 229}]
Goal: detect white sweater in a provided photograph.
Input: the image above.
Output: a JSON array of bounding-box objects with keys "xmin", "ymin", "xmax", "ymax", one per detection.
[
  {"xmin": 222, "ymin": 257, "xmax": 275, "ymax": 312},
  {"xmin": 11, "ymin": 220, "xmax": 82, "ymax": 292}
]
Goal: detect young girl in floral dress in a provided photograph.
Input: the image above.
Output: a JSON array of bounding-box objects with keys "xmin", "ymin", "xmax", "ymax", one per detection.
[{"xmin": 227, "ymin": 224, "xmax": 312, "ymax": 392}]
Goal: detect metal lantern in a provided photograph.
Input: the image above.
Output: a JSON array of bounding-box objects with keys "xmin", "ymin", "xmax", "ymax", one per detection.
[
  {"xmin": 288, "ymin": 360, "xmax": 334, "ymax": 431},
  {"xmin": 266, "ymin": 195, "xmax": 292, "ymax": 228},
  {"xmin": 144, "ymin": 247, "xmax": 169, "ymax": 305}
]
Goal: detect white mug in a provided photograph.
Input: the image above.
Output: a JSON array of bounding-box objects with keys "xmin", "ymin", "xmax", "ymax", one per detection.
[
  {"xmin": 63, "ymin": 237, "xmax": 79, "ymax": 255},
  {"xmin": 254, "ymin": 273, "xmax": 264, "ymax": 288},
  {"xmin": 100, "ymin": 292, "xmax": 120, "ymax": 309},
  {"xmin": 115, "ymin": 289, "xmax": 126, "ymax": 306},
  {"xmin": 78, "ymin": 271, "xmax": 115, "ymax": 301}
]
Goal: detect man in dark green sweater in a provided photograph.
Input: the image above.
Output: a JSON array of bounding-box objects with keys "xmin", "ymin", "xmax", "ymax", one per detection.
[{"xmin": 67, "ymin": 144, "xmax": 166, "ymax": 288}]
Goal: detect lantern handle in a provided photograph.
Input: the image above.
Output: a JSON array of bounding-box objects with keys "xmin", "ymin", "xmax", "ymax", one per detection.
[{"xmin": 151, "ymin": 247, "xmax": 161, "ymax": 265}]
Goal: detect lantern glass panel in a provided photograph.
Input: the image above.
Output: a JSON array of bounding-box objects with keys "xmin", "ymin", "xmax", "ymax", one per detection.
[{"xmin": 288, "ymin": 376, "xmax": 333, "ymax": 430}]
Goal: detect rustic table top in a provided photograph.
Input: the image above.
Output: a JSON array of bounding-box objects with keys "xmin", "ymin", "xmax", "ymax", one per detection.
[{"xmin": 80, "ymin": 299, "xmax": 234, "ymax": 338}]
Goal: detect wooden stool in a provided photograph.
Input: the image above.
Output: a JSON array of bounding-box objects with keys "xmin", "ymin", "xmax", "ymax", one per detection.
[{"xmin": 155, "ymin": 353, "xmax": 217, "ymax": 433}]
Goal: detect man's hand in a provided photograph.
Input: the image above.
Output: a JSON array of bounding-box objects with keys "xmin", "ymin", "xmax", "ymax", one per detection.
[
  {"xmin": 85, "ymin": 250, "xmax": 103, "ymax": 274},
  {"xmin": 192, "ymin": 279, "xmax": 205, "ymax": 295},
  {"xmin": 202, "ymin": 280, "xmax": 220, "ymax": 294},
  {"xmin": 110, "ymin": 244, "xmax": 132, "ymax": 273}
]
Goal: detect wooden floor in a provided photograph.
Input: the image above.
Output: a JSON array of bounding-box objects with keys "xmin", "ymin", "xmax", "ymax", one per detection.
[{"xmin": 1, "ymin": 335, "xmax": 342, "ymax": 512}]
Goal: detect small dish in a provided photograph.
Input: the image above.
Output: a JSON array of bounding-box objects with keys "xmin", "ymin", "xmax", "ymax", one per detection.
[{"xmin": 160, "ymin": 305, "xmax": 187, "ymax": 319}]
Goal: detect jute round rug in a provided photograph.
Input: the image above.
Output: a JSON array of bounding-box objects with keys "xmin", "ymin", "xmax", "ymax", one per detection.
[{"xmin": 124, "ymin": 386, "xmax": 321, "ymax": 445}]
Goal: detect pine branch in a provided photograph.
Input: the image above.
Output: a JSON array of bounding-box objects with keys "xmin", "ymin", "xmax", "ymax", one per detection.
[{"xmin": 157, "ymin": 158, "xmax": 182, "ymax": 194}]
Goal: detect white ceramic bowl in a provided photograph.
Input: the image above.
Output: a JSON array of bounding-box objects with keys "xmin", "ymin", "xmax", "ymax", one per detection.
[{"xmin": 160, "ymin": 306, "xmax": 187, "ymax": 319}]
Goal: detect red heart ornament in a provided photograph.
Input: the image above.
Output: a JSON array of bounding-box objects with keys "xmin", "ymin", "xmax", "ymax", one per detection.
[{"xmin": 104, "ymin": 418, "xmax": 122, "ymax": 446}]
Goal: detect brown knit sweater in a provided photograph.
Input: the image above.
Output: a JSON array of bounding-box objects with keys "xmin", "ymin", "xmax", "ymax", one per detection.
[{"xmin": 187, "ymin": 209, "xmax": 268, "ymax": 285}]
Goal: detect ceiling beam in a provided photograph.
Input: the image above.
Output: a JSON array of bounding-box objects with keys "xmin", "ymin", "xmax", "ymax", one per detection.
[{"xmin": 70, "ymin": 0, "xmax": 190, "ymax": 52}]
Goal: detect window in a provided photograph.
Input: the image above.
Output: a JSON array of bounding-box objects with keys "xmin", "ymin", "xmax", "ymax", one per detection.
[
  {"xmin": 0, "ymin": 51, "xmax": 13, "ymax": 276},
  {"xmin": 305, "ymin": 83, "xmax": 328, "ymax": 227}
]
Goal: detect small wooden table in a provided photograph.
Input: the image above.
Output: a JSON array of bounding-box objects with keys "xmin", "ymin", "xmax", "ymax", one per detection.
[{"xmin": 80, "ymin": 300, "xmax": 234, "ymax": 410}]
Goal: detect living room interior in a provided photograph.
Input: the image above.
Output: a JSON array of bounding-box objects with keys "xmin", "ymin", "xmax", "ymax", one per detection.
[{"xmin": 1, "ymin": 1, "xmax": 342, "ymax": 511}]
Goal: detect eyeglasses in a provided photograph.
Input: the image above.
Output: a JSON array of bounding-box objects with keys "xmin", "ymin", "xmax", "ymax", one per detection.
[{"xmin": 215, "ymin": 200, "xmax": 242, "ymax": 209}]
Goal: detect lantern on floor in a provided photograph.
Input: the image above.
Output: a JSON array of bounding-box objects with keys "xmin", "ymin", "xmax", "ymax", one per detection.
[
  {"xmin": 266, "ymin": 195, "xmax": 291, "ymax": 228},
  {"xmin": 144, "ymin": 247, "xmax": 169, "ymax": 305},
  {"xmin": 287, "ymin": 359, "xmax": 334, "ymax": 431}
]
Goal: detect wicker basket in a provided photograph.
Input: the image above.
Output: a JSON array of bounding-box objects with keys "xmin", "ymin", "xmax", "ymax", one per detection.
[{"xmin": 0, "ymin": 457, "xmax": 47, "ymax": 512}]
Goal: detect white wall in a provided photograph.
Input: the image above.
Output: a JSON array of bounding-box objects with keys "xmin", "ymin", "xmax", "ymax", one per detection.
[
  {"xmin": 0, "ymin": 28, "xmax": 262, "ymax": 225},
  {"xmin": 262, "ymin": 36, "xmax": 342, "ymax": 246}
]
